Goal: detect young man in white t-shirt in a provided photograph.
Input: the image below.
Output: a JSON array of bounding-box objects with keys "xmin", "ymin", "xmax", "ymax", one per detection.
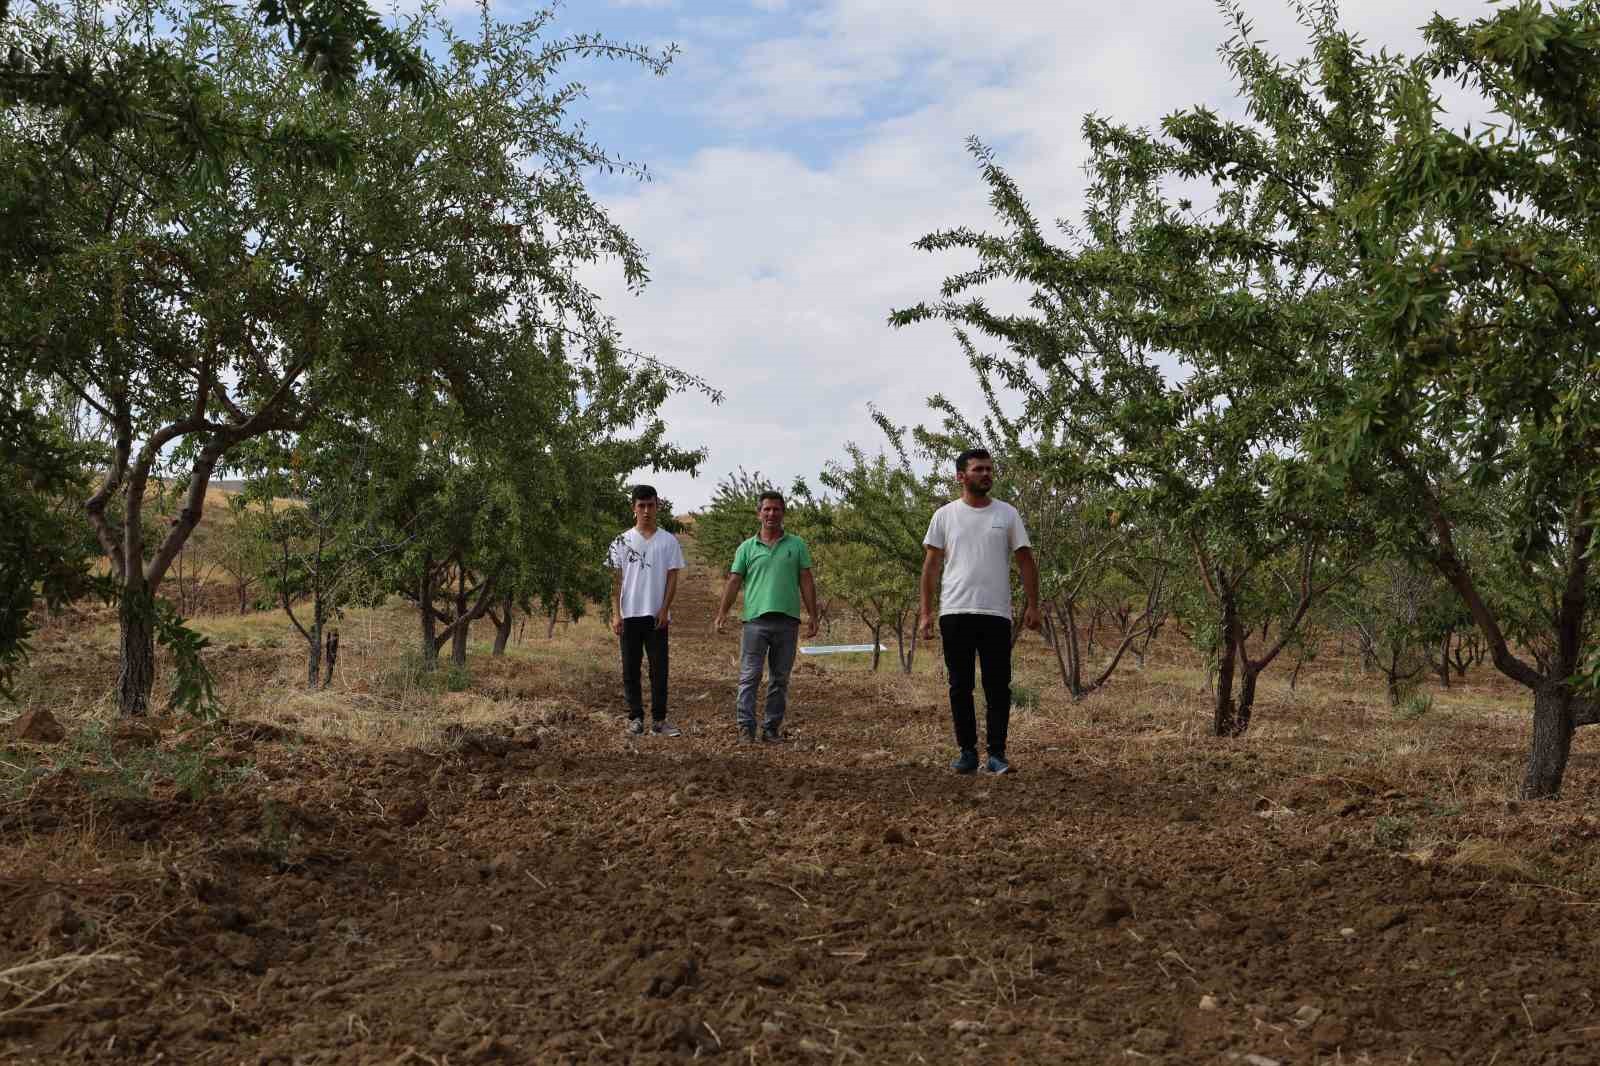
[
  {"xmin": 918, "ymin": 449, "xmax": 1041, "ymax": 774},
  {"xmin": 606, "ymin": 485, "xmax": 687, "ymax": 737}
]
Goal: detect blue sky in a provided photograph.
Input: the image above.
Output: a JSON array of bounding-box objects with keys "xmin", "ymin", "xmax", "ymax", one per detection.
[{"xmin": 461, "ymin": 0, "xmax": 1496, "ymax": 510}]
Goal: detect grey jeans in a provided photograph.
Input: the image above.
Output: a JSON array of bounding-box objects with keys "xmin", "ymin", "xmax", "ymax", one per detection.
[{"xmin": 737, "ymin": 614, "xmax": 801, "ymax": 729}]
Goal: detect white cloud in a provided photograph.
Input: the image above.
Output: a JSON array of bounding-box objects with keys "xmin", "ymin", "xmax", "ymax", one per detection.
[{"xmin": 589, "ymin": 0, "xmax": 1500, "ymax": 509}]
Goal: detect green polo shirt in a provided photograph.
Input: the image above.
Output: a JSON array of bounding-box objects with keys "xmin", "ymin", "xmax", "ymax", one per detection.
[{"xmin": 730, "ymin": 532, "xmax": 814, "ymax": 621}]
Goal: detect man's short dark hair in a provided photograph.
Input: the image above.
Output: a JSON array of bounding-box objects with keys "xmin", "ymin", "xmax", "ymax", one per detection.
[
  {"xmin": 757, "ymin": 490, "xmax": 786, "ymax": 509},
  {"xmin": 630, "ymin": 484, "xmax": 658, "ymax": 503},
  {"xmin": 955, "ymin": 448, "xmax": 992, "ymax": 473}
]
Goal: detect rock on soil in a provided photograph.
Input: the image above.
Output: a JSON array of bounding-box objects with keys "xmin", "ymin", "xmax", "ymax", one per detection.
[{"xmin": 10, "ymin": 707, "xmax": 66, "ymax": 743}]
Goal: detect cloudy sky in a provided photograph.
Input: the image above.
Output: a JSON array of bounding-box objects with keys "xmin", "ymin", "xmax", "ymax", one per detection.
[{"xmin": 528, "ymin": 0, "xmax": 1494, "ymax": 510}]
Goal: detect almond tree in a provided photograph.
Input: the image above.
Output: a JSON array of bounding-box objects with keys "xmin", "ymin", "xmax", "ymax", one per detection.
[{"xmin": 3, "ymin": 0, "xmax": 684, "ymax": 713}]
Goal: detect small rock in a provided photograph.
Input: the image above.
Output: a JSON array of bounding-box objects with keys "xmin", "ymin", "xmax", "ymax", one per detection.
[
  {"xmin": 1339, "ymin": 926, "xmax": 1357, "ymax": 938},
  {"xmin": 1329, "ymin": 797, "xmax": 1364, "ymax": 817},
  {"xmin": 533, "ymin": 761, "xmax": 562, "ymax": 780},
  {"xmin": 1199, "ymin": 995, "xmax": 1219, "ymax": 1011},
  {"xmin": 949, "ymin": 1020, "xmax": 986, "ymax": 1035},
  {"xmin": 489, "ymin": 851, "xmax": 520, "ymax": 878},
  {"xmin": 11, "ymin": 707, "xmax": 65, "ymax": 743},
  {"xmin": 1293, "ymin": 1004, "xmax": 1323, "ymax": 1026},
  {"xmin": 797, "ymin": 1037, "xmax": 829, "ymax": 1054},
  {"xmin": 1131, "ymin": 1027, "xmax": 1172, "ymax": 1053},
  {"xmin": 883, "ymin": 827, "xmax": 908, "ymax": 846},
  {"xmin": 1242, "ymin": 1056, "xmax": 1282, "ymax": 1066},
  {"xmin": 712, "ymin": 915, "xmax": 743, "ymax": 933},
  {"xmin": 760, "ymin": 1021, "xmax": 782, "ymax": 1037}
]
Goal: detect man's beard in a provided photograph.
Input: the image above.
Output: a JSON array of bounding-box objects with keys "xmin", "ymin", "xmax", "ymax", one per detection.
[{"xmin": 968, "ymin": 480, "xmax": 991, "ymax": 496}]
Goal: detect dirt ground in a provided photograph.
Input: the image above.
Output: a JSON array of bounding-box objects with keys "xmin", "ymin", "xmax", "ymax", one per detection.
[{"xmin": 6, "ymin": 555, "xmax": 1600, "ymax": 1064}]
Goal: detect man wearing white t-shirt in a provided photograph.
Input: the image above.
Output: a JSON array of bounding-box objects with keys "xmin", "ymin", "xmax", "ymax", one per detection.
[
  {"xmin": 607, "ymin": 485, "xmax": 687, "ymax": 737},
  {"xmin": 918, "ymin": 449, "xmax": 1041, "ymax": 774}
]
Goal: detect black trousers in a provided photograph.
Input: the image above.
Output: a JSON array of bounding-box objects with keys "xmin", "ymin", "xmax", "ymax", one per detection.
[
  {"xmin": 620, "ymin": 616, "xmax": 669, "ymax": 721},
  {"xmin": 939, "ymin": 613, "xmax": 1012, "ymax": 755}
]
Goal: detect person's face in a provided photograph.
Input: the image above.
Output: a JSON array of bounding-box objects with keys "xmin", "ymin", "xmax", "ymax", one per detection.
[
  {"xmin": 958, "ymin": 457, "xmax": 995, "ymax": 496},
  {"xmin": 758, "ymin": 498, "xmax": 785, "ymax": 530},
  {"xmin": 633, "ymin": 497, "xmax": 659, "ymax": 524}
]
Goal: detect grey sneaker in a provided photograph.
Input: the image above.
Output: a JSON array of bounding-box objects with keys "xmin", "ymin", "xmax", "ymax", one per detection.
[
  {"xmin": 985, "ymin": 753, "xmax": 1011, "ymax": 775},
  {"xmin": 625, "ymin": 717, "xmax": 645, "ymax": 736},
  {"xmin": 951, "ymin": 748, "xmax": 979, "ymax": 774},
  {"xmin": 760, "ymin": 722, "xmax": 784, "ymax": 744},
  {"xmin": 651, "ymin": 720, "xmax": 682, "ymax": 738}
]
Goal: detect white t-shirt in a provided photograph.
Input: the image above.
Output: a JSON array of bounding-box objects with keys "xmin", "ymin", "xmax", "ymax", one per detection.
[
  {"xmin": 606, "ymin": 528, "xmax": 687, "ymax": 620},
  {"xmin": 923, "ymin": 499, "xmax": 1031, "ymax": 619}
]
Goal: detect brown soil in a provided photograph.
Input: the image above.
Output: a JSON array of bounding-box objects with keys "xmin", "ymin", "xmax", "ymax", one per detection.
[{"xmin": 4, "ymin": 561, "xmax": 1600, "ymax": 1064}]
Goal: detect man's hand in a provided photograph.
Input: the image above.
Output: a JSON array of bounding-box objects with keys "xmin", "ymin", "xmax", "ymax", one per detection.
[
  {"xmin": 655, "ymin": 608, "xmax": 670, "ymax": 631},
  {"xmin": 804, "ymin": 615, "xmax": 819, "ymax": 639},
  {"xmin": 919, "ymin": 611, "xmax": 936, "ymax": 641},
  {"xmin": 714, "ymin": 612, "xmax": 728, "ymax": 634},
  {"xmin": 611, "ymin": 615, "xmax": 623, "ymax": 636},
  {"xmin": 1022, "ymin": 603, "xmax": 1042, "ymax": 631}
]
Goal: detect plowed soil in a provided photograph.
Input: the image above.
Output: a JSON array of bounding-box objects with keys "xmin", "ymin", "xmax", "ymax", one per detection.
[{"xmin": 5, "ymin": 559, "xmax": 1600, "ymax": 1064}]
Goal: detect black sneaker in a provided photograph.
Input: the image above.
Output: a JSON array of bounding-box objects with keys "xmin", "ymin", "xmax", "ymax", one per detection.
[
  {"xmin": 737, "ymin": 725, "xmax": 757, "ymax": 744},
  {"xmin": 951, "ymin": 748, "xmax": 979, "ymax": 774},
  {"xmin": 651, "ymin": 720, "xmax": 682, "ymax": 738},
  {"xmin": 625, "ymin": 718, "xmax": 645, "ymax": 736},
  {"xmin": 760, "ymin": 723, "xmax": 784, "ymax": 744},
  {"xmin": 985, "ymin": 753, "xmax": 1011, "ymax": 775}
]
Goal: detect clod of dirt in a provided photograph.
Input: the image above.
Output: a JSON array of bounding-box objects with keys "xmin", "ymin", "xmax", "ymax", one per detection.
[
  {"xmin": 488, "ymin": 851, "xmax": 520, "ymax": 878},
  {"xmin": 883, "ymin": 827, "xmax": 909, "ymax": 846},
  {"xmin": 1311, "ymin": 1016, "xmax": 1350, "ymax": 1049},
  {"xmin": 643, "ymin": 955, "xmax": 699, "ymax": 998},
  {"xmin": 712, "ymin": 915, "xmax": 743, "ymax": 933},
  {"xmin": 467, "ymin": 1035, "xmax": 513, "ymax": 1061},
  {"xmin": 1329, "ymin": 798, "xmax": 1364, "ymax": 817},
  {"xmin": 949, "ymin": 1020, "xmax": 986, "ymax": 1036},
  {"xmin": 1131, "ymin": 1027, "xmax": 1172, "ymax": 1053},
  {"xmin": 1364, "ymin": 905, "xmax": 1407, "ymax": 932},
  {"xmin": 1080, "ymin": 888, "xmax": 1132, "ymax": 927},
  {"xmin": 217, "ymin": 931, "xmax": 266, "ymax": 973},
  {"xmin": 11, "ymin": 707, "xmax": 66, "ymax": 743},
  {"xmin": 391, "ymin": 795, "xmax": 429, "ymax": 827},
  {"xmin": 533, "ymin": 761, "xmax": 563, "ymax": 781}
]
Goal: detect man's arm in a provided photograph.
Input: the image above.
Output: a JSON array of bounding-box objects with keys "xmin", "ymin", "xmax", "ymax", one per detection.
[
  {"xmin": 714, "ymin": 573, "xmax": 743, "ymax": 634},
  {"xmin": 657, "ymin": 567, "xmax": 680, "ymax": 629},
  {"xmin": 1016, "ymin": 546, "xmax": 1041, "ymax": 630},
  {"xmin": 799, "ymin": 568, "xmax": 819, "ymax": 638},
  {"xmin": 919, "ymin": 545, "xmax": 943, "ymax": 639},
  {"xmin": 611, "ymin": 568, "xmax": 624, "ymax": 635}
]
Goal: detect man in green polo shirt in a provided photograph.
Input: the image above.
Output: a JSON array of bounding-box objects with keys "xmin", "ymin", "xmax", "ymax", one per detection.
[{"xmin": 714, "ymin": 491, "xmax": 819, "ymax": 743}]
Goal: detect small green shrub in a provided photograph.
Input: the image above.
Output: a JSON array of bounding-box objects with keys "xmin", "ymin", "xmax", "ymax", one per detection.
[
  {"xmin": 1373, "ymin": 815, "xmax": 1413, "ymax": 851},
  {"xmin": 1011, "ymin": 685, "xmax": 1040, "ymax": 712},
  {"xmin": 1395, "ymin": 689, "xmax": 1433, "ymax": 720}
]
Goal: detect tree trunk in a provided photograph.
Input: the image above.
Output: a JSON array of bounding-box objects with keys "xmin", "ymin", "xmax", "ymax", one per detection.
[
  {"xmin": 1212, "ymin": 582, "xmax": 1242, "ymax": 737},
  {"xmin": 306, "ymin": 618, "xmax": 323, "ymax": 689},
  {"xmin": 1234, "ymin": 664, "xmax": 1259, "ymax": 735},
  {"xmin": 1063, "ymin": 601, "xmax": 1084, "ymax": 698},
  {"xmin": 322, "ymin": 630, "xmax": 338, "ymax": 688},
  {"xmin": 869, "ymin": 622, "xmax": 882, "ymax": 672},
  {"xmin": 1523, "ymin": 682, "xmax": 1576, "ymax": 799},
  {"xmin": 117, "ymin": 588, "xmax": 157, "ymax": 717},
  {"xmin": 491, "ymin": 594, "xmax": 514, "ymax": 656},
  {"xmin": 545, "ymin": 607, "xmax": 558, "ymax": 640},
  {"xmin": 418, "ymin": 564, "xmax": 439, "ymax": 669}
]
